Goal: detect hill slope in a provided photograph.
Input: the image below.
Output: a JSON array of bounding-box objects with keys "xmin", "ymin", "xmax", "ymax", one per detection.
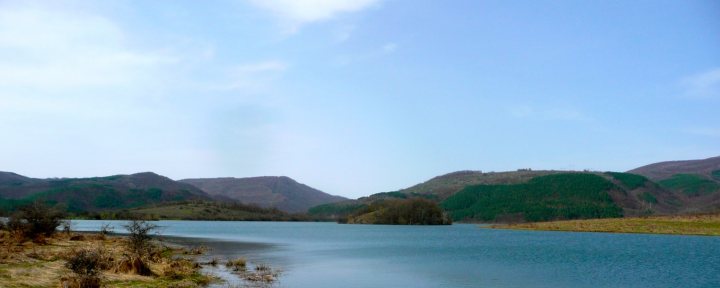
[
  {"xmin": 442, "ymin": 173, "xmax": 624, "ymax": 222},
  {"xmin": 180, "ymin": 176, "xmax": 346, "ymax": 213},
  {"xmin": 126, "ymin": 201, "xmax": 309, "ymax": 221},
  {"xmin": 310, "ymin": 171, "xmax": 682, "ymax": 222},
  {"xmin": 395, "ymin": 170, "xmax": 563, "ymax": 200},
  {"xmin": 0, "ymin": 172, "xmax": 211, "ymax": 213},
  {"xmin": 629, "ymin": 156, "xmax": 720, "ymax": 213},
  {"xmin": 629, "ymin": 156, "xmax": 720, "ymax": 180}
]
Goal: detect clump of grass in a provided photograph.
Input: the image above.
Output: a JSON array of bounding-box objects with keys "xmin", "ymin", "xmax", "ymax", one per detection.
[
  {"xmin": 226, "ymin": 257, "xmax": 247, "ymax": 271},
  {"xmin": 254, "ymin": 263, "xmax": 270, "ymax": 271},
  {"xmin": 162, "ymin": 258, "xmax": 202, "ymax": 281},
  {"xmin": 183, "ymin": 245, "xmax": 207, "ymax": 255},
  {"xmin": 63, "ymin": 248, "xmax": 107, "ymax": 288},
  {"xmin": 112, "ymin": 254, "xmax": 154, "ymax": 276}
]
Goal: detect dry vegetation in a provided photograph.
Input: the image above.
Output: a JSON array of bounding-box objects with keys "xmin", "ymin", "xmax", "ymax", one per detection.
[
  {"xmin": 0, "ymin": 202, "xmax": 215, "ymax": 287},
  {"xmin": 0, "ymin": 202, "xmax": 281, "ymax": 287},
  {"xmin": 0, "ymin": 230, "xmax": 213, "ymax": 288},
  {"xmin": 492, "ymin": 214, "xmax": 720, "ymax": 236}
]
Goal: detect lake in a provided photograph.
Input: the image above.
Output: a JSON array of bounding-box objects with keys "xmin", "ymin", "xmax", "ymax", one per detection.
[{"xmin": 72, "ymin": 220, "xmax": 720, "ymax": 288}]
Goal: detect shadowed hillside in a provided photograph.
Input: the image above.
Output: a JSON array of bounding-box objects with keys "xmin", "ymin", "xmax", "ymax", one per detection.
[{"xmin": 181, "ymin": 176, "xmax": 346, "ymax": 213}]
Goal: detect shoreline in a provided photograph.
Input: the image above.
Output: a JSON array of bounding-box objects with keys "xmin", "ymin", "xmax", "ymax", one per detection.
[
  {"xmin": 488, "ymin": 214, "xmax": 720, "ymax": 236},
  {"xmin": 0, "ymin": 228, "xmax": 284, "ymax": 288}
]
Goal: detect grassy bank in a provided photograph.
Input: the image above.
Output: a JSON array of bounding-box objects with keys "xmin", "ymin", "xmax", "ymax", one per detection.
[
  {"xmin": 491, "ymin": 214, "xmax": 720, "ymax": 236},
  {"xmin": 0, "ymin": 231, "xmax": 213, "ymax": 287}
]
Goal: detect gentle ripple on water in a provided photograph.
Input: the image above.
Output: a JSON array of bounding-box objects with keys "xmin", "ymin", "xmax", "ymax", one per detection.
[{"xmin": 73, "ymin": 220, "xmax": 720, "ymax": 288}]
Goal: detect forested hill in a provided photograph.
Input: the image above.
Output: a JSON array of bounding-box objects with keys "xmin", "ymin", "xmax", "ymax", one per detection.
[
  {"xmin": 442, "ymin": 173, "xmax": 624, "ymax": 222},
  {"xmin": 310, "ymin": 171, "xmax": 685, "ymax": 223},
  {"xmin": 0, "ymin": 172, "xmax": 210, "ymax": 213}
]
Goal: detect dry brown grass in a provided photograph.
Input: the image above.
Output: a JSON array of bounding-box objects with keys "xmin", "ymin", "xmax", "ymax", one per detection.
[
  {"xmin": 0, "ymin": 231, "xmax": 213, "ymax": 288},
  {"xmin": 492, "ymin": 214, "xmax": 720, "ymax": 236}
]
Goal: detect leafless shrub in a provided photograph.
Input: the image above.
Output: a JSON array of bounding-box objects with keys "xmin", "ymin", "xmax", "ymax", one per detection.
[
  {"xmin": 64, "ymin": 249, "xmax": 105, "ymax": 288},
  {"xmin": 123, "ymin": 219, "xmax": 158, "ymax": 256}
]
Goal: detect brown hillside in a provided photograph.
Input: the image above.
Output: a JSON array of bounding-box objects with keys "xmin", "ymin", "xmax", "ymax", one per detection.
[
  {"xmin": 628, "ymin": 156, "xmax": 720, "ymax": 180},
  {"xmin": 180, "ymin": 176, "xmax": 346, "ymax": 213}
]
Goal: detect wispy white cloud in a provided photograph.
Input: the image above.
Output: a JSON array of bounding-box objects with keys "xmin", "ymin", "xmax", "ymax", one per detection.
[
  {"xmin": 247, "ymin": 0, "xmax": 381, "ymax": 32},
  {"xmin": 680, "ymin": 68, "xmax": 720, "ymax": 99},
  {"xmin": 0, "ymin": 2, "xmax": 290, "ymax": 179},
  {"xmin": 0, "ymin": 6, "xmax": 176, "ymax": 90}
]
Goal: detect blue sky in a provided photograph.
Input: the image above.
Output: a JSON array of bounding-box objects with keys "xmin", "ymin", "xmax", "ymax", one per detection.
[{"xmin": 1, "ymin": 0, "xmax": 718, "ymax": 198}]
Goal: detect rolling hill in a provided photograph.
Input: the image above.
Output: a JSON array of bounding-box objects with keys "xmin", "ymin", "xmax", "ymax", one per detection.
[
  {"xmin": 180, "ymin": 176, "xmax": 346, "ymax": 213},
  {"xmin": 394, "ymin": 170, "xmax": 563, "ymax": 200},
  {"xmin": 628, "ymin": 156, "xmax": 720, "ymax": 213},
  {"xmin": 310, "ymin": 170, "xmax": 684, "ymax": 223},
  {"xmin": 628, "ymin": 156, "xmax": 720, "ymax": 180},
  {"xmin": 0, "ymin": 172, "xmax": 211, "ymax": 213}
]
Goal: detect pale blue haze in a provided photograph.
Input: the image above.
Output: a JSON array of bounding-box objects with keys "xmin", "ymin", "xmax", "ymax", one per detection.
[{"xmin": 1, "ymin": 1, "xmax": 718, "ymax": 198}]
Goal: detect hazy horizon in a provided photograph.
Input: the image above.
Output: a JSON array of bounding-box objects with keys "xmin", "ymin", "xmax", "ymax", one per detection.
[{"xmin": 1, "ymin": 0, "xmax": 718, "ymax": 198}]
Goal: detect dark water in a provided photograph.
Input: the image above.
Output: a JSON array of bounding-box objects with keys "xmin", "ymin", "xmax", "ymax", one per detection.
[{"xmin": 73, "ymin": 220, "xmax": 720, "ymax": 288}]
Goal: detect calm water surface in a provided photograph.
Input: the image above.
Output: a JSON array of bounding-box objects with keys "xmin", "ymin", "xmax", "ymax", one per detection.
[{"xmin": 73, "ymin": 221, "xmax": 719, "ymax": 288}]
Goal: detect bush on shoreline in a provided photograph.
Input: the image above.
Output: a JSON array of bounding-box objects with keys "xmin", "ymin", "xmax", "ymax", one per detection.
[
  {"xmin": 7, "ymin": 201, "xmax": 65, "ymax": 240},
  {"xmin": 123, "ymin": 219, "xmax": 158, "ymax": 256}
]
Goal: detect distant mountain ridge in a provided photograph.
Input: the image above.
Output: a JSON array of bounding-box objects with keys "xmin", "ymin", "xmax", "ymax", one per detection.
[
  {"xmin": 180, "ymin": 176, "xmax": 346, "ymax": 213},
  {"xmin": 0, "ymin": 172, "xmax": 210, "ymax": 212}
]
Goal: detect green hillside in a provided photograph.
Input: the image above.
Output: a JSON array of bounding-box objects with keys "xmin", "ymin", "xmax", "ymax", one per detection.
[
  {"xmin": 605, "ymin": 172, "xmax": 649, "ymax": 190},
  {"xmin": 0, "ymin": 172, "xmax": 210, "ymax": 214},
  {"xmin": 396, "ymin": 170, "xmax": 561, "ymax": 199},
  {"xmin": 712, "ymin": 170, "xmax": 720, "ymax": 181},
  {"xmin": 657, "ymin": 174, "xmax": 720, "ymax": 196},
  {"xmin": 441, "ymin": 173, "xmax": 623, "ymax": 222}
]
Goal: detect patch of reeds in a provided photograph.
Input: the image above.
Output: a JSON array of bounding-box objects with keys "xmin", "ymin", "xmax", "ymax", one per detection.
[{"xmin": 225, "ymin": 257, "xmax": 247, "ymax": 271}]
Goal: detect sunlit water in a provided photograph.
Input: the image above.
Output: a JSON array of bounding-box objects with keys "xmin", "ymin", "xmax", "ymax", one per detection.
[{"xmin": 73, "ymin": 220, "xmax": 719, "ymax": 288}]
